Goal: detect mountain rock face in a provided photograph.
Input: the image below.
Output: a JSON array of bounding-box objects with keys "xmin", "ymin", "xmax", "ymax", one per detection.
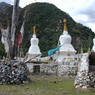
[
  {"xmin": 0, "ymin": 2, "xmax": 95, "ymax": 57},
  {"xmin": 0, "ymin": 2, "xmax": 11, "ymax": 13},
  {"xmin": 0, "ymin": 2, "xmax": 12, "ymax": 27}
]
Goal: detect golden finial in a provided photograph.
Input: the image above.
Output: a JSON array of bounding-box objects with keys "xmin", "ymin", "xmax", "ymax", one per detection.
[
  {"xmin": 63, "ymin": 18, "xmax": 68, "ymax": 31},
  {"xmin": 33, "ymin": 26, "xmax": 36, "ymax": 34}
]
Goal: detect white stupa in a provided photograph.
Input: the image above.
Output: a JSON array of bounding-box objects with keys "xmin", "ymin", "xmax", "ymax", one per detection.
[
  {"xmin": 56, "ymin": 19, "xmax": 78, "ymax": 76},
  {"xmin": 28, "ymin": 26, "xmax": 41, "ymax": 58},
  {"xmin": 92, "ymin": 38, "xmax": 95, "ymax": 52},
  {"xmin": 58, "ymin": 19, "xmax": 76, "ymax": 56}
]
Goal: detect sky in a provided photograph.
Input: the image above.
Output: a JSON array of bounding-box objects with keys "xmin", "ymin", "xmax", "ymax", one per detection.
[{"xmin": 0, "ymin": 0, "xmax": 95, "ymax": 32}]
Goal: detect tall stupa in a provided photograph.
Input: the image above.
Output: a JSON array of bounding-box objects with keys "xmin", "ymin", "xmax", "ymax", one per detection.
[
  {"xmin": 28, "ymin": 26, "xmax": 41, "ymax": 59},
  {"xmin": 58, "ymin": 18, "xmax": 76, "ymax": 56},
  {"xmin": 56, "ymin": 19, "xmax": 77, "ymax": 76}
]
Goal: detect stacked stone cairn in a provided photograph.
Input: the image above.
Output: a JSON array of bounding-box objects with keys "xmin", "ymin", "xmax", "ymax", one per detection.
[
  {"xmin": 0, "ymin": 60, "xmax": 30, "ymax": 85},
  {"xmin": 74, "ymin": 53, "xmax": 95, "ymax": 89},
  {"xmin": 75, "ymin": 71, "xmax": 95, "ymax": 88}
]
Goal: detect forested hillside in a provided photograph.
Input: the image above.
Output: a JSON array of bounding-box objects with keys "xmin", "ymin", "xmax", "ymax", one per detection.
[{"xmin": 0, "ymin": 2, "xmax": 95, "ymax": 57}]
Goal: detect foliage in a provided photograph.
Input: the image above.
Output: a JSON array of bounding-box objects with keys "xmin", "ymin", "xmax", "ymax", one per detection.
[{"xmin": 0, "ymin": 43, "xmax": 5, "ymax": 58}]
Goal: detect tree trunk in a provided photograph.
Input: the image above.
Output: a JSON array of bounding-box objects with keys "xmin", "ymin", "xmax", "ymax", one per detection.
[
  {"xmin": 0, "ymin": 0, "xmax": 20, "ymax": 59},
  {"xmin": 9, "ymin": 0, "xmax": 20, "ymax": 59}
]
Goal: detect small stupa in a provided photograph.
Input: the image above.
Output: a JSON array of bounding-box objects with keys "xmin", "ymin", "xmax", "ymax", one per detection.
[
  {"xmin": 59, "ymin": 18, "xmax": 76, "ymax": 56},
  {"xmin": 92, "ymin": 38, "xmax": 95, "ymax": 52},
  {"xmin": 28, "ymin": 26, "xmax": 41, "ymax": 59}
]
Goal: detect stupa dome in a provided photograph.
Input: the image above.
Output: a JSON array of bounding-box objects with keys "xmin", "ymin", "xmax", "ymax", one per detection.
[
  {"xmin": 59, "ymin": 31, "xmax": 72, "ymax": 45},
  {"xmin": 30, "ymin": 35, "xmax": 39, "ymax": 46},
  {"xmin": 28, "ymin": 26, "xmax": 41, "ymax": 55},
  {"xmin": 59, "ymin": 19, "xmax": 76, "ymax": 54}
]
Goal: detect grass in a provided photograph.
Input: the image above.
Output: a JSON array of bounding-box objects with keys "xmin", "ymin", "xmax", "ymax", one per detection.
[{"xmin": 0, "ymin": 75, "xmax": 95, "ymax": 95}]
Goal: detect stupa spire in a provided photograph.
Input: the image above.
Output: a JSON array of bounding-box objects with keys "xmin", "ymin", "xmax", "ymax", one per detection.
[
  {"xmin": 32, "ymin": 26, "xmax": 36, "ymax": 38},
  {"xmin": 63, "ymin": 18, "xmax": 68, "ymax": 31},
  {"xmin": 33, "ymin": 26, "xmax": 36, "ymax": 35}
]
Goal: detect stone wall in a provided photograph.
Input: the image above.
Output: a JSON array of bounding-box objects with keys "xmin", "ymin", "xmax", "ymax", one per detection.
[
  {"xmin": 55, "ymin": 54, "xmax": 81, "ymax": 76},
  {"xmin": 58, "ymin": 62, "xmax": 78, "ymax": 76},
  {"xmin": 27, "ymin": 63, "xmax": 58, "ymax": 75},
  {"xmin": 27, "ymin": 62, "xmax": 78, "ymax": 76}
]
